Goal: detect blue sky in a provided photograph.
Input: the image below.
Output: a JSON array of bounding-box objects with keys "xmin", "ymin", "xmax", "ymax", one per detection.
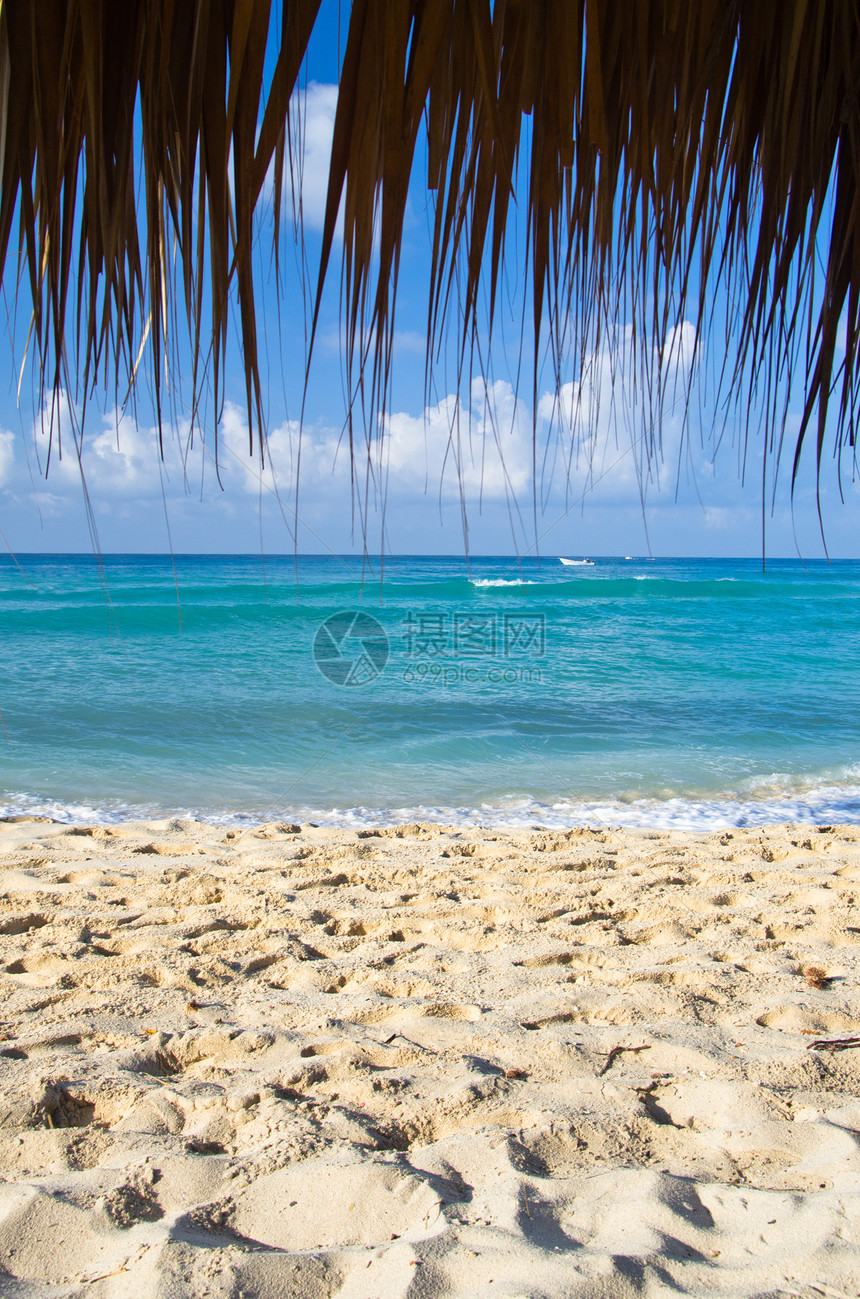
[{"xmin": 0, "ymin": 3, "xmax": 857, "ymax": 560}]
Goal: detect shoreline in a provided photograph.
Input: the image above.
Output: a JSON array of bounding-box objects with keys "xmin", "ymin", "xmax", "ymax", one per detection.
[
  {"xmin": 1, "ymin": 816, "xmax": 860, "ymax": 1294},
  {"xmin": 3, "ymin": 779, "xmax": 860, "ymax": 834}
]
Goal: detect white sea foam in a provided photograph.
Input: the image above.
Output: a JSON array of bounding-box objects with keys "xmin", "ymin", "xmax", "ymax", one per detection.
[
  {"xmin": 4, "ymin": 785, "xmax": 860, "ymax": 832},
  {"xmin": 471, "ymin": 578, "xmax": 527, "ymax": 587},
  {"xmin": 278, "ymin": 787, "xmax": 860, "ymax": 831},
  {"xmin": 0, "ymin": 794, "xmax": 159, "ymax": 825}
]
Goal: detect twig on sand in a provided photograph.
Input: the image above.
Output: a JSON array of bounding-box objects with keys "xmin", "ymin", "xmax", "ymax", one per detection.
[
  {"xmin": 597, "ymin": 1044, "xmax": 650, "ymax": 1076},
  {"xmin": 378, "ymin": 1031, "xmax": 435, "ymax": 1054},
  {"xmin": 807, "ymin": 1037, "xmax": 860, "ymax": 1053},
  {"xmin": 77, "ymin": 1245, "xmax": 152, "ymax": 1285}
]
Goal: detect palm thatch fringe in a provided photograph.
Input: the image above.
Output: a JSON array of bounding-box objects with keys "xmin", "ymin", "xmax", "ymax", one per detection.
[{"xmin": 0, "ymin": 0, "xmax": 858, "ymax": 489}]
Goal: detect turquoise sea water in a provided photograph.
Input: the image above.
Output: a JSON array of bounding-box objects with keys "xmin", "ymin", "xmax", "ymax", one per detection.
[{"xmin": 1, "ymin": 553, "xmax": 858, "ymax": 829}]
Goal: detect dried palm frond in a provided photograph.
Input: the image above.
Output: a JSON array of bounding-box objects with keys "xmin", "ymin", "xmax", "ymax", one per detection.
[
  {"xmin": 0, "ymin": 1, "xmax": 858, "ymax": 500},
  {"xmin": 321, "ymin": 0, "xmax": 860, "ymax": 496},
  {"xmin": 802, "ymin": 964, "xmax": 831, "ymax": 989},
  {"xmin": 0, "ymin": 0, "xmax": 319, "ymax": 455}
]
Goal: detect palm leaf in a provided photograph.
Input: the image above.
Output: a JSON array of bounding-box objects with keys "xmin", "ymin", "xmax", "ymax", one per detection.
[{"xmin": 0, "ymin": 0, "xmax": 857, "ymax": 497}]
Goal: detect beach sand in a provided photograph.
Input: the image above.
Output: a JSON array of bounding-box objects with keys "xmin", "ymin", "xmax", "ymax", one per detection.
[{"xmin": 0, "ymin": 818, "xmax": 859, "ymax": 1296}]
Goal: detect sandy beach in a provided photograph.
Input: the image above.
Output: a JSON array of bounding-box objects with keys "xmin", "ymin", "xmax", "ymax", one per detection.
[{"xmin": 0, "ymin": 816, "xmax": 859, "ymax": 1296}]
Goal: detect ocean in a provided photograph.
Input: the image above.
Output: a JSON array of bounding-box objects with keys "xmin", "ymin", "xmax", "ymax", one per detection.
[{"xmin": 1, "ymin": 553, "xmax": 858, "ymax": 830}]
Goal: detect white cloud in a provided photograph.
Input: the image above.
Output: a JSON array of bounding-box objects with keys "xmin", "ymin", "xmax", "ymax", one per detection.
[
  {"xmin": 380, "ymin": 379, "xmax": 533, "ymax": 500},
  {"xmin": 26, "ymin": 391, "xmax": 86, "ymax": 486},
  {"xmin": 27, "ymin": 491, "xmax": 68, "ymax": 517},
  {"xmin": 208, "ymin": 380, "xmax": 534, "ymax": 510},
  {"xmin": 0, "ymin": 319, "xmax": 769, "ymax": 551},
  {"xmin": 293, "ymin": 83, "xmax": 339, "ymax": 233},
  {"xmin": 661, "ymin": 320, "xmax": 699, "ymax": 378},
  {"xmin": 9, "ymin": 319, "xmax": 702, "ymax": 524},
  {"xmin": 535, "ymin": 321, "xmax": 703, "ymax": 506},
  {"xmin": 27, "ymin": 396, "xmax": 198, "ymax": 499},
  {"xmin": 215, "ymin": 403, "xmax": 318, "ymax": 496},
  {"xmin": 197, "ymin": 348, "xmax": 705, "ymax": 520},
  {"xmin": 199, "ymin": 382, "xmax": 534, "ymax": 511},
  {"xmin": 261, "ymin": 82, "xmax": 340, "ymax": 237},
  {"xmin": 0, "ymin": 430, "xmax": 13, "ymax": 486},
  {"xmin": 701, "ymin": 505, "xmax": 754, "ymax": 531},
  {"xmin": 320, "ymin": 326, "xmax": 427, "ymax": 358},
  {"xmin": 78, "ymin": 419, "xmax": 166, "ymax": 495},
  {"xmin": 393, "ymin": 330, "xmax": 427, "ymax": 356}
]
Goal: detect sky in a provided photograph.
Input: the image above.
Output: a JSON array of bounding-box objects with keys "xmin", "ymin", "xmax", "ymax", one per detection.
[{"xmin": 0, "ymin": 4, "xmax": 857, "ymax": 560}]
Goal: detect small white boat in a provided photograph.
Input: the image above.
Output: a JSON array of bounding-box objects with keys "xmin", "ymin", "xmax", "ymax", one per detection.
[
  {"xmin": 559, "ymin": 557, "xmax": 595, "ymax": 566},
  {"xmin": 624, "ymin": 555, "xmax": 633, "ymax": 560}
]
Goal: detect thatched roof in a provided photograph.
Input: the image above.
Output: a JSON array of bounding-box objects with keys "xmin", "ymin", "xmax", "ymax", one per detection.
[{"xmin": 1, "ymin": 0, "xmax": 858, "ymax": 489}]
